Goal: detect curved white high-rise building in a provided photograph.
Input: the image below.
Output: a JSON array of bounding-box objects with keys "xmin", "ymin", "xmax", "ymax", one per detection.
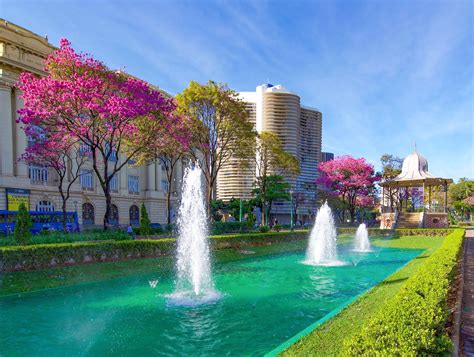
[{"xmin": 216, "ymin": 84, "xmax": 322, "ymax": 224}]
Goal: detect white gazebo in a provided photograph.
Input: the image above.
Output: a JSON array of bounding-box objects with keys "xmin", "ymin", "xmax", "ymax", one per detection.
[{"xmin": 379, "ymin": 150, "xmax": 453, "ymax": 229}]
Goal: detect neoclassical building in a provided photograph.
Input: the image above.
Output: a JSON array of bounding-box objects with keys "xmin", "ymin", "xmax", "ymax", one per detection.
[
  {"xmin": 216, "ymin": 84, "xmax": 322, "ymax": 223},
  {"xmin": 0, "ymin": 19, "xmax": 183, "ymax": 226}
]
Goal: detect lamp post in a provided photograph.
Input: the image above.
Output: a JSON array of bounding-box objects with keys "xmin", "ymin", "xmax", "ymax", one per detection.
[
  {"xmin": 239, "ymin": 198, "xmax": 243, "ymax": 222},
  {"xmin": 290, "ymin": 189, "xmax": 294, "ymax": 231}
]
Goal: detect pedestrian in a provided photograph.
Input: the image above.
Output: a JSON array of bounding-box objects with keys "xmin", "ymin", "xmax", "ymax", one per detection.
[{"xmin": 127, "ymin": 224, "xmax": 136, "ymax": 240}]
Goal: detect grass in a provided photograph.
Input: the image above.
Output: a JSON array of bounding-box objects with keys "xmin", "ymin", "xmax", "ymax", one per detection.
[{"xmin": 280, "ymin": 235, "xmax": 446, "ymax": 356}]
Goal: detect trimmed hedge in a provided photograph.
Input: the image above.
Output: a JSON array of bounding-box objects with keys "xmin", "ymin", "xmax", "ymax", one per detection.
[
  {"xmin": 0, "ymin": 230, "xmax": 131, "ymax": 247},
  {"xmin": 395, "ymin": 228, "xmax": 454, "ymax": 237},
  {"xmin": 211, "ymin": 221, "xmax": 253, "ymax": 235},
  {"xmin": 337, "ymin": 227, "xmax": 453, "ymax": 237},
  {"xmin": 342, "ymin": 229, "xmax": 464, "ymax": 355},
  {"xmin": 0, "ymin": 231, "xmax": 308, "ymax": 272}
]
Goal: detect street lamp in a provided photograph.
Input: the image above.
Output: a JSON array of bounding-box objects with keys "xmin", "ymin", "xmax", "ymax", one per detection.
[
  {"xmin": 239, "ymin": 198, "xmax": 243, "ymax": 222},
  {"xmin": 290, "ymin": 189, "xmax": 294, "ymax": 231}
]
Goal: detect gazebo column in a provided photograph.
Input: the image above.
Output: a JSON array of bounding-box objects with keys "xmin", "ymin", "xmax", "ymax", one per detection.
[
  {"xmin": 406, "ymin": 186, "xmax": 409, "ymax": 211},
  {"xmin": 444, "ymin": 181, "xmax": 448, "ymax": 213},
  {"xmin": 428, "ymin": 186, "xmax": 432, "ymax": 211},
  {"xmin": 422, "ymin": 182, "xmax": 425, "ymax": 212}
]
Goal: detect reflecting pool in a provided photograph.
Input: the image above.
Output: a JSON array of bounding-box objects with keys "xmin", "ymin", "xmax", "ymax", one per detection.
[{"xmin": 0, "ymin": 244, "xmax": 421, "ymax": 356}]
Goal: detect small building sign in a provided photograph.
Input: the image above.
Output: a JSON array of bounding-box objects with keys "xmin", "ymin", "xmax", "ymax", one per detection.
[{"xmin": 6, "ymin": 188, "xmax": 30, "ymax": 211}]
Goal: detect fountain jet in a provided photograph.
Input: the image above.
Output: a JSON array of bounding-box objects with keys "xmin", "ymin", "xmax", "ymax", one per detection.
[
  {"xmin": 304, "ymin": 201, "xmax": 344, "ymax": 266},
  {"xmin": 168, "ymin": 165, "xmax": 219, "ymax": 306},
  {"xmin": 353, "ymin": 223, "xmax": 371, "ymax": 252}
]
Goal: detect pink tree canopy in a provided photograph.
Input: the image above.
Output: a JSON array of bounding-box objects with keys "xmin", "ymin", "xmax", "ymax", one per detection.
[
  {"xmin": 318, "ymin": 155, "xmax": 380, "ymax": 222},
  {"xmin": 17, "ymin": 39, "xmax": 190, "ymax": 228}
]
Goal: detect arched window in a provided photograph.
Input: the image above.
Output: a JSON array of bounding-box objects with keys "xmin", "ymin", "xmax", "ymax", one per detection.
[
  {"xmin": 36, "ymin": 200, "xmax": 54, "ymax": 212},
  {"xmin": 110, "ymin": 204, "xmax": 119, "ymax": 225},
  {"xmin": 129, "ymin": 205, "xmax": 139, "ymax": 225},
  {"xmin": 82, "ymin": 203, "xmax": 94, "ymax": 225}
]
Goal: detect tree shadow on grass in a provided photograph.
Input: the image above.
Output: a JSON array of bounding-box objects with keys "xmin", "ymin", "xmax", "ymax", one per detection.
[{"xmin": 382, "ymin": 277, "xmax": 408, "ymax": 285}]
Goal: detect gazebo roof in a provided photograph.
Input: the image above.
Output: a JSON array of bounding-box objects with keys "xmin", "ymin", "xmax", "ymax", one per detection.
[{"xmin": 381, "ymin": 150, "xmax": 453, "ymax": 188}]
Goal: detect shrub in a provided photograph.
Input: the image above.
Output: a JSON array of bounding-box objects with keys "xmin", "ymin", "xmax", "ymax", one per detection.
[
  {"xmin": 336, "ymin": 227, "xmax": 453, "ymax": 237},
  {"xmin": 133, "ymin": 227, "xmax": 163, "ymax": 236},
  {"xmin": 273, "ymin": 224, "xmax": 282, "ymax": 232},
  {"xmin": 14, "ymin": 203, "xmax": 32, "ymax": 245},
  {"xmin": 140, "ymin": 203, "xmax": 152, "ymax": 235},
  {"xmin": 211, "ymin": 221, "xmax": 252, "ymax": 235},
  {"xmin": 0, "ymin": 231, "xmax": 309, "ymax": 271},
  {"xmin": 0, "ymin": 230, "xmax": 130, "ymax": 247},
  {"xmin": 394, "ymin": 228, "xmax": 453, "ymax": 237},
  {"xmin": 259, "ymin": 225, "xmax": 270, "ymax": 233},
  {"xmin": 342, "ymin": 229, "xmax": 464, "ymax": 355}
]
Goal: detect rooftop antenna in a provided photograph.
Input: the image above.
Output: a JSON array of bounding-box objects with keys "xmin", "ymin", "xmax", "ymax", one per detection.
[{"xmin": 414, "ymin": 140, "xmax": 417, "ymax": 152}]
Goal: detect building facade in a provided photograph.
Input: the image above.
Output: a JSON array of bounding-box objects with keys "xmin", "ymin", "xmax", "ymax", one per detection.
[
  {"xmin": 0, "ymin": 19, "xmax": 183, "ymax": 226},
  {"xmin": 321, "ymin": 152, "xmax": 334, "ymax": 163},
  {"xmin": 216, "ymin": 84, "xmax": 322, "ymax": 223}
]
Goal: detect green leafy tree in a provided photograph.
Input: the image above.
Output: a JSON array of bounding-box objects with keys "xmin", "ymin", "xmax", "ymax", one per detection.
[
  {"xmin": 177, "ymin": 80, "xmax": 256, "ymax": 218},
  {"xmin": 250, "ymin": 132, "xmax": 300, "ymax": 225},
  {"xmin": 210, "ymin": 199, "xmax": 226, "ymax": 221},
  {"xmin": 449, "ymin": 178, "xmax": 474, "ymax": 220},
  {"xmin": 380, "ymin": 154, "xmax": 404, "ymax": 211},
  {"xmin": 252, "ymin": 175, "xmax": 291, "ymax": 226},
  {"xmin": 227, "ymin": 198, "xmax": 254, "ymax": 221},
  {"xmin": 14, "ymin": 203, "xmax": 33, "ymax": 245},
  {"xmin": 140, "ymin": 203, "xmax": 152, "ymax": 235}
]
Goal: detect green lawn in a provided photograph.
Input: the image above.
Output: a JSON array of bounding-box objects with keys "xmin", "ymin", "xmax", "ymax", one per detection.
[{"xmin": 280, "ymin": 235, "xmax": 446, "ymax": 356}]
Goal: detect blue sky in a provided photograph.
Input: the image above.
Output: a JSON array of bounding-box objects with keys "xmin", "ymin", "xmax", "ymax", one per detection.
[{"xmin": 3, "ymin": 0, "xmax": 473, "ymax": 180}]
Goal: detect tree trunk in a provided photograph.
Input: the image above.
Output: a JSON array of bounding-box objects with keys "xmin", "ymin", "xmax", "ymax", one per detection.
[
  {"xmin": 260, "ymin": 200, "xmax": 265, "ymax": 226},
  {"xmin": 58, "ymin": 184, "xmax": 68, "ymax": 233},
  {"xmin": 207, "ymin": 179, "xmax": 214, "ymax": 220},
  {"xmin": 104, "ymin": 185, "xmax": 112, "ymax": 230},
  {"xmin": 62, "ymin": 200, "xmax": 68, "ymax": 233},
  {"xmin": 350, "ymin": 208, "xmax": 355, "ymax": 223},
  {"xmin": 167, "ymin": 187, "xmax": 172, "ymax": 225}
]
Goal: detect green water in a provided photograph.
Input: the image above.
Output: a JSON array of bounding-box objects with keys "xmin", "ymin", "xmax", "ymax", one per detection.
[{"xmin": 0, "ymin": 244, "xmax": 421, "ymax": 356}]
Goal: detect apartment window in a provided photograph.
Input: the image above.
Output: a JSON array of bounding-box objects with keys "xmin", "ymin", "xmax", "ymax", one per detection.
[
  {"xmin": 36, "ymin": 200, "xmax": 55, "ymax": 212},
  {"xmin": 27, "ymin": 126, "xmax": 46, "ymax": 147},
  {"xmin": 129, "ymin": 205, "xmax": 139, "ymax": 225},
  {"xmin": 29, "ymin": 165, "xmax": 48, "ymax": 184},
  {"xmin": 105, "ymin": 143, "xmax": 118, "ymax": 162},
  {"xmin": 110, "ymin": 174, "xmax": 118, "ymax": 192},
  {"xmin": 128, "ymin": 175, "xmax": 139, "ymax": 194},
  {"xmin": 161, "ymin": 179, "xmax": 169, "ymax": 193},
  {"xmin": 80, "ymin": 169, "xmax": 94, "ymax": 190},
  {"xmin": 79, "ymin": 143, "xmax": 91, "ymax": 157},
  {"xmin": 82, "ymin": 203, "xmax": 95, "ymax": 225},
  {"xmin": 110, "ymin": 204, "xmax": 119, "ymax": 225}
]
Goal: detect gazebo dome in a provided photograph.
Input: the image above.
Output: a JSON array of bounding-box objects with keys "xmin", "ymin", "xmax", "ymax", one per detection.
[
  {"xmin": 393, "ymin": 150, "xmax": 435, "ymax": 181},
  {"xmin": 380, "ymin": 148, "xmax": 453, "ymax": 187}
]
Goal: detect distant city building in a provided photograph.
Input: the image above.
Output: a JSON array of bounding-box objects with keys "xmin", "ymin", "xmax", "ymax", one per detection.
[
  {"xmin": 317, "ymin": 152, "xmax": 335, "ymax": 191},
  {"xmin": 321, "ymin": 152, "xmax": 334, "ymax": 162},
  {"xmin": 216, "ymin": 84, "xmax": 322, "ymax": 224},
  {"xmin": 0, "ymin": 19, "xmax": 183, "ymax": 226}
]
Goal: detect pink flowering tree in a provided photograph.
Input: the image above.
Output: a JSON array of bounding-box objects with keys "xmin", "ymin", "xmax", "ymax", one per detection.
[
  {"xmin": 134, "ymin": 109, "xmax": 192, "ymax": 225},
  {"xmin": 317, "ymin": 155, "xmax": 380, "ymax": 223},
  {"xmin": 20, "ymin": 127, "xmax": 86, "ymax": 231},
  {"xmin": 17, "ymin": 39, "xmax": 189, "ymax": 229}
]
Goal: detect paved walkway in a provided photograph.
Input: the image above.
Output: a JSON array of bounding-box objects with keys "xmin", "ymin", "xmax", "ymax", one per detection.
[{"xmin": 461, "ymin": 228, "xmax": 474, "ymax": 356}]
